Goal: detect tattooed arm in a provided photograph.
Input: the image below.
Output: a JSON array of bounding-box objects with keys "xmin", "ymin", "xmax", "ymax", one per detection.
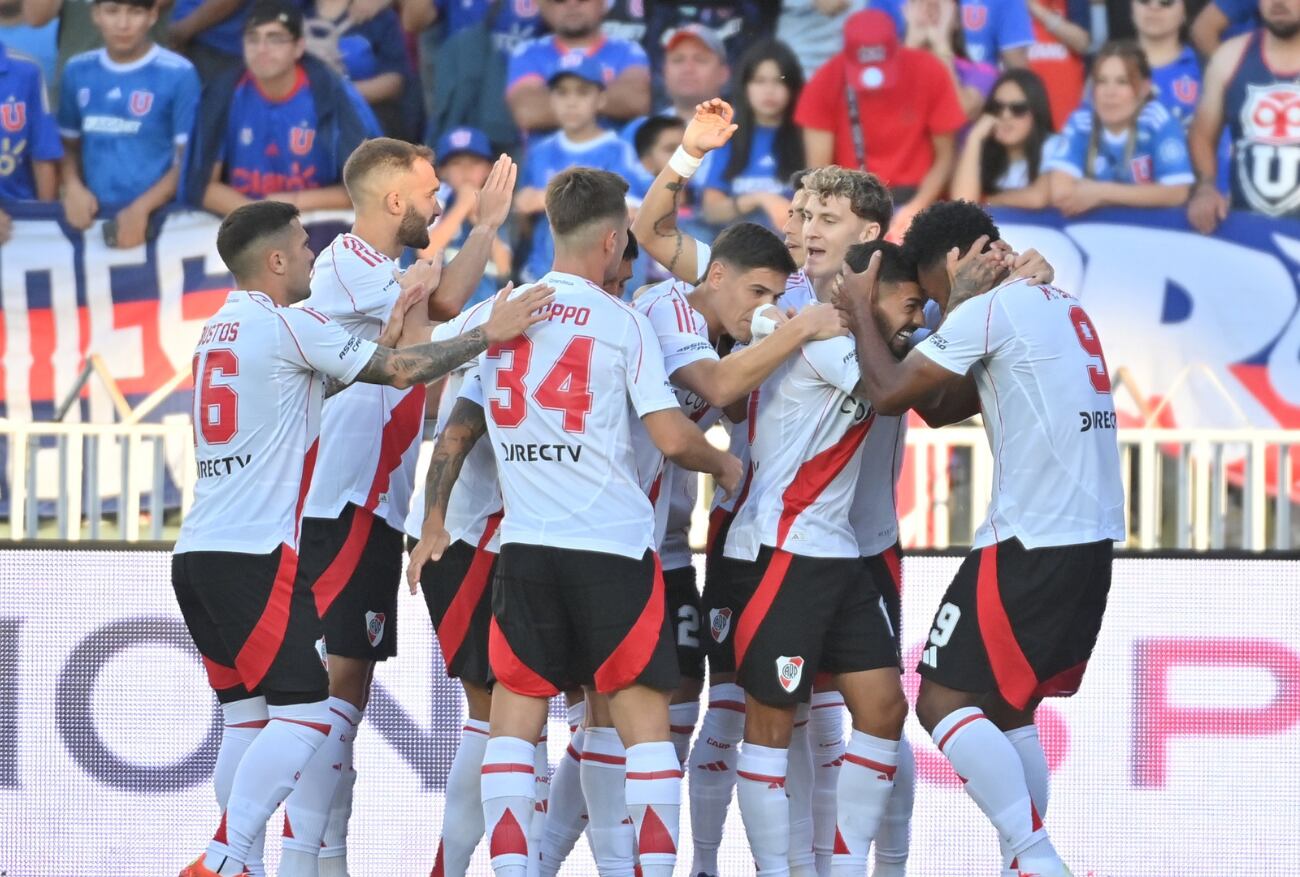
[
  {"xmin": 405, "ymin": 395, "xmax": 488, "ymax": 591},
  {"xmin": 629, "ymin": 99, "xmax": 738, "ymax": 283}
]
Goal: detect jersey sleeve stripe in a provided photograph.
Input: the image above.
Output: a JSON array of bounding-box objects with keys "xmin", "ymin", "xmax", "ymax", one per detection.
[
  {"xmin": 251, "ymin": 296, "xmax": 312, "ymax": 364},
  {"xmin": 301, "ymin": 307, "xmax": 330, "ymax": 324},
  {"xmin": 329, "ymin": 241, "xmax": 362, "ymax": 312}
]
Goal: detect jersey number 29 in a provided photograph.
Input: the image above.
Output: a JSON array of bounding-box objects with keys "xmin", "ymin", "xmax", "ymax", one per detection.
[{"xmin": 488, "ymin": 336, "xmax": 595, "ymax": 432}]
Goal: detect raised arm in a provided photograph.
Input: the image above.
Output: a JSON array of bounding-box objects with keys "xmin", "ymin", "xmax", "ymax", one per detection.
[
  {"xmin": 630, "ymin": 99, "xmax": 737, "ymax": 282},
  {"xmin": 406, "ymin": 395, "xmax": 489, "ymax": 589},
  {"xmin": 430, "ymin": 154, "xmax": 518, "ymax": 319}
]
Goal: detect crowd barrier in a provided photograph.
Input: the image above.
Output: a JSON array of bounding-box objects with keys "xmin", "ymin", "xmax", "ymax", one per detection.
[{"xmin": 0, "ymin": 548, "xmax": 1295, "ymax": 876}]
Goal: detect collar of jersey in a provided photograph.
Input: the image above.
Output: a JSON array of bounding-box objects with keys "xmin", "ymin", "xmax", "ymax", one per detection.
[
  {"xmin": 241, "ymin": 64, "xmax": 310, "ymax": 104},
  {"xmin": 96, "ymin": 43, "xmax": 161, "ymax": 74},
  {"xmin": 231, "ymin": 290, "xmax": 277, "ymax": 306},
  {"xmin": 552, "ymin": 34, "xmax": 606, "ymax": 57},
  {"xmin": 556, "ymin": 129, "xmax": 618, "ymax": 152},
  {"xmin": 539, "ymin": 269, "xmax": 605, "ymax": 294}
]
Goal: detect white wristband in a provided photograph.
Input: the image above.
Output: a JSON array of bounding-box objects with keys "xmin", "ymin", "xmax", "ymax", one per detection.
[
  {"xmin": 668, "ymin": 146, "xmax": 703, "ymax": 179},
  {"xmin": 750, "ymin": 305, "xmax": 780, "ymax": 341}
]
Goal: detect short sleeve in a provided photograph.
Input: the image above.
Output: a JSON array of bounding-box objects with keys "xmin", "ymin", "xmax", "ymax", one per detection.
[
  {"xmin": 314, "ymin": 241, "xmax": 401, "ymax": 324},
  {"xmin": 280, "ymin": 306, "xmax": 378, "ymax": 382},
  {"xmin": 625, "ymin": 311, "xmax": 682, "ymax": 417},
  {"xmin": 1152, "ymin": 116, "xmax": 1194, "ymax": 184},
  {"xmin": 432, "ymin": 294, "xmax": 496, "ymax": 340},
  {"xmin": 29, "ymin": 69, "xmax": 63, "ymax": 161},
  {"xmin": 56, "ymin": 63, "xmax": 81, "ymax": 139},
  {"xmin": 643, "ymin": 290, "xmax": 720, "ymax": 376},
  {"xmin": 457, "ymin": 364, "xmax": 486, "ymax": 406},
  {"xmin": 996, "ymin": 0, "xmax": 1036, "ymax": 52},
  {"xmin": 913, "ymin": 290, "xmax": 1007, "ymax": 375},
  {"xmin": 1041, "ymin": 116, "xmax": 1087, "ymax": 177},
  {"xmin": 793, "ymin": 60, "xmax": 843, "ymax": 134},
  {"xmin": 799, "ymin": 336, "xmax": 861, "ymax": 397},
  {"xmin": 172, "ymin": 62, "xmax": 201, "ymax": 147}
]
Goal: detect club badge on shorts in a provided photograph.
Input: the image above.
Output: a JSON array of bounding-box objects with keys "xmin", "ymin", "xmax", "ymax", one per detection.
[
  {"xmin": 314, "ymin": 636, "xmax": 329, "ymax": 669},
  {"xmin": 776, "ymin": 655, "xmax": 805, "ymax": 692},
  {"xmin": 365, "ymin": 611, "xmax": 386, "ymax": 647},
  {"xmin": 709, "ymin": 607, "xmax": 732, "ymax": 643}
]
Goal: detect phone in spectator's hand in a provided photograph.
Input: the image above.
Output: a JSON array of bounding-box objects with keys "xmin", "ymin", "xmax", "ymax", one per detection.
[{"xmin": 102, "ymin": 219, "xmax": 118, "ymax": 248}]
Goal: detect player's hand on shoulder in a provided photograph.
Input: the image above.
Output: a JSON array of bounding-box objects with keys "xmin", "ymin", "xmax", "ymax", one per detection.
[
  {"xmin": 483, "ymin": 281, "xmax": 556, "ymax": 344},
  {"xmin": 476, "ymin": 154, "xmax": 518, "ymax": 229},
  {"xmin": 683, "ymin": 98, "xmax": 738, "ymax": 158},
  {"xmin": 380, "ymin": 280, "xmax": 431, "ymax": 348},
  {"xmin": 399, "ymin": 257, "xmax": 443, "ymax": 295},
  {"xmin": 793, "ymin": 301, "xmax": 850, "ymax": 341}
]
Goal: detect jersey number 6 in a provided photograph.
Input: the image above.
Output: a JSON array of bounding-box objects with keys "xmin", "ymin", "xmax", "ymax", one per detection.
[
  {"xmin": 192, "ymin": 349, "xmax": 239, "ymax": 444},
  {"xmin": 1068, "ymin": 306, "xmax": 1111, "ymax": 394},
  {"xmin": 488, "ymin": 335, "xmax": 595, "ymax": 433}
]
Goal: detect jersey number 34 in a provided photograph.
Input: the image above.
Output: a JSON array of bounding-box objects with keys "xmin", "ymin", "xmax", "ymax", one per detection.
[{"xmin": 488, "ymin": 335, "xmax": 596, "ymax": 432}]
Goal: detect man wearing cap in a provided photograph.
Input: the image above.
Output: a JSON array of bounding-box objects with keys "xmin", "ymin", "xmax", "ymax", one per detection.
[
  {"xmin": 505, "ymin": 0, "xmax": 650, "ymax": 133},
  {"xmin": 56, "ymin": 0, "xmax": 200, "ymax": 248},
  {"xmin": 184, "ymin": 0, "xmax": 376, "ymax": 217},
  {"xmin": 661, "ymin": 23, "xmax": 732, "ymax": 123},
  {"xmin": 794, "ymin": 8, "xmax": 965, "ymax": 239},
  {"xmin": 424, "ymin": 125, "xmax": 513, "ymax": 308},
  {"xmin": 514, "ymin": 57, "xmax": 638, "ymax": 281}
]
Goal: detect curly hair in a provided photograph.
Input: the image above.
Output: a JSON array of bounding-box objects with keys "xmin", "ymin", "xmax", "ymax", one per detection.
[
  {"xmin": 802, "ymin": 166, "xmax": 892, "ymax": 228},
  {"xmin": 900, "ymin": 200, "xmax": 1000, "ymax": 270}
]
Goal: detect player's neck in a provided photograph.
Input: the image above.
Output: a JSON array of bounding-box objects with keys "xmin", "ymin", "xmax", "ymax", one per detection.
[
  {"xmin": 810, "ymin": 272, "xmax": 835, "ymax": 304},
  {"xmin": 551, "ymin": 254, "xmax": 607, "ymax": 286},
  {"xmin": 1138, "ymin": 34, "xmax": 1181, "ymax": 65},
  {"xmin": 685, "ymin": 285, "xmax": 722, "ymax": 342},
  {"xmin": 242, "ymin": 277, "xmax": 293, "ymax": 307},
  {"xmin": 105, "ymin": 40, "xmax": 153, "ymax": 64},
  {"xmin": 348, "ymin": 218, "xmax": 401, "ymax": 260}
]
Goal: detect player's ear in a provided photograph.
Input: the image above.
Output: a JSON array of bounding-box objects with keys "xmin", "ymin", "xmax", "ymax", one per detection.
[
  {"xmin": 860, "ymin": 222, "xmax": 881, "ymax": 244},
  {"xmin": 707, "ymin": 259, "xmax": 726, "ymax": 290}
]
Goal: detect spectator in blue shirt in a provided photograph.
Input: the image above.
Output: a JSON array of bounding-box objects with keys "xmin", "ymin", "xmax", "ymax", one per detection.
[
  {"xmin": 0, "ymin": 40, "xmax": 60, "ymax": 209},
  {"xmin": 1191, "ymin": 0, "xmax": 1259, "ymax": 56},
  {"xmin": 422, "ymin": 125, "xmax": 512, "ymax": 307},
  {"xmin": 700, "ymin": 38, "xmax": 804, "ymax": 231},
  {"xmin": 304, "ymin": 0, "xmax": 419, "ymax": 139},
  {"xmin": 874, "ymin": 0, "xmax": 1034, "ymax": 65},
  {"xmin": 0, "ymin": 0, "xmax": 56, "ymax": 85},
  {"xmin": 505, "ymin": 0, "xmax": 650, "ymax": 134},
  {"xmin": 192, "ymin": 0, "xmax": 372, "ymax": 216},
  {"xmin": 58, "ymin": 0, "xmax": 199, "ymax": 248},
  {"xmin": 1046, "ymin": 40, "xmax": 1194, "ymax": 215},
  {"xmin": 514, "ymin": 58, "xmax": 637, "ymax": 280},
  {"xmin": 628, "ymin": 113, "xmax": 684, "ymax": 201},
  {"xmin": 1134, "ymin": 0, "xmax": 1200, "ymax": 127}
]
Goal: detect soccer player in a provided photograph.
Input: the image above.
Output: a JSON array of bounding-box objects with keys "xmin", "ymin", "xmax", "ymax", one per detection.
[
  {"xmin": 57, "ymin": 0, "xmax": 199, "ymax": 248},
  {"xmin": 430, "ymin": 168, "xmax": 742, "ymax": 877},
  {"xmin": 837, "ymin": 199, "xmax": 1124, "ymax": 877},
  {"xmin": 174, "ymin": 199, "xmax": 553, "ymax": 877},
  {"xmin": 278, "ymin": 137, "xmax": 514, "ymax": 877}
]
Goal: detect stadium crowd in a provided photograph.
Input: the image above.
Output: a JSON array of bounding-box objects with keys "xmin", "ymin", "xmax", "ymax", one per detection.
[{"xmin": 1, "ymin": 0, "xmax": 1298, "ymax": 276}]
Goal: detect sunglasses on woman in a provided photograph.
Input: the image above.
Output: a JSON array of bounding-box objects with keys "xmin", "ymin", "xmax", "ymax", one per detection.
[
  {"xmin": 1134, "ymin": 0, "xmax": 1179, "ymax": 8},
  {"xmin": 989, "ymin": 100, "xmax": 1032, "ymax": 118}
]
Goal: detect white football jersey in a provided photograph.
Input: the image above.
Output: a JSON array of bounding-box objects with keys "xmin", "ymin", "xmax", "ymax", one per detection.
[
  {"xmin": 301, "ymin": 233, "xmax": 426, "ymax": 532},
  {"xmin": 459, "ymin": 271, "xmax": 680, "ymax": 559},
  {"xmin": 176, "ymin": 291, "xmax": 377, "ymax": 555},
  {"xmin": 783, "ymin": 269, "xmax": 816, "ymax": 311},
  {"xmin": 724, "ymin": 335, "xmax": 874, "ymax": 560},
  {"xmin": 914, "ymin": 278, "xmax": 1125, "ymax": 549},
  {"xmin": 849, "ymin": 414, "xmax": 906, "ymax": 557},
  {"xmin": 403, "ymin": 363, "xmax": 504, "ymax": 550},
  {"xmin": 632, "ymin": 279, "xmax": 724, "ymax": 569}
]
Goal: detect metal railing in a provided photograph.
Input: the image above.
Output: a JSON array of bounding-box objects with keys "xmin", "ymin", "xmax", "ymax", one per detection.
[{"xmin": 2, "ymin": 420, "xmax": 1297, "ymax": 550}]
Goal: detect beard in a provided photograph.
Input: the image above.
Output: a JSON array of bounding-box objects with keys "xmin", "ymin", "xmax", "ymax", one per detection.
[
  {"xmin": 397, "ymin": 204, "xmax": 432, "ymax": 250},
  {"xmin": 1265, "ymin": 16, "xmax": 1300, "ymax": 37}
]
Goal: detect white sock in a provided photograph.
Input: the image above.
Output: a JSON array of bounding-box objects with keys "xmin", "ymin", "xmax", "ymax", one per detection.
[
  {"xmin": 580, "ymin": 726, "xmax": 635, "ymax": 877},
  {"xmin": 527, "ymin": 729, "xmax": 550, "ymax": 877},
  {"xmin": 831, "ymin": 731, "xmax": 898, "ymax": 877},
  {"xmin": 932, "ymin": 708, "xmax": 1060, "ymax": 873},
  {"xmin": 810, "ymin": 691, "xmax": 844, "ymax": 877},
  {"xmin": 204, "ymin": 700, "xmax": 331, "ymax": 873},
  {"xmin": 280, "ymin": 697, "xmax": 359, "ymax": 876},
  {"xmin": 737, "ymin": 742, "xmax": 790, "ymax": 877},
  {"xmin": 687, "ymin": 684, "xmax": 745, "ymax": 877},
  {"xmin": 207, "ymin": 698, "xmax": 267, "ymax": 869},
  {"xmin": 626, "ymin": 740, "xmax": 683, "ymax": 877},
  {"xmin": 482, "ymin": 736, "xmax": 537, "ymax": 877},
  {"xmin": 1000, "ymin": 725, "xmax": 1050, "ymax": 876},
  {"xmin": 669, "ymin": 701, "xmax": 700, "ymax": 765},
  {"xmin": 434, "ymin": 719, "xmax": 490, "ymax": 877},
  {"xmin": 319, "ymin": 708, "xmax": 362, "ymax": 870},
  {"xmin": 870, "ymin": 736, "xmax": 914, "ymax": 877},
  {"xmin": 243, "ymin": 830, "xmax": 266, "ymax": 877},
  {"xmin": 540, "ymin": 704, "xmax": 587, "ymax": 877},
  {"xmin": 787, "ymin": 707, "xmax": 816, "ymax": 877}
]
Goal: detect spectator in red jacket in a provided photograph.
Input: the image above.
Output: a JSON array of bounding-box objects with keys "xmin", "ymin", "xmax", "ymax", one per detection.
[{"xmin": 795, "ymin": 8, "xmax": 966, "ymax": 239}]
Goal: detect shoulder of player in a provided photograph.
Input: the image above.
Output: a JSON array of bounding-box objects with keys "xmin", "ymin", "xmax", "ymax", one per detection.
[
  {"xmin": 152, "ymin": 47, "xmax": 198, "ymax": 74},
  {"xmin": 62, "ymin": 50, "xmax": 101, "ymax": 76},
  {"xmin": 797, "ymin": 334, "xmax": 856, "ymax": 382},
  {"xmin": 1, "ymin": 47, "xmax": 43, "ymax": 76}
]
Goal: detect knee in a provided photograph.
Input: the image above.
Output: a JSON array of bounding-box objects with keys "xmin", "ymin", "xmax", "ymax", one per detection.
[
  {"xmin": 743, "ymin": 700, "xmax": 795, "ymax": 748},
  {"xmin": 853, "ymin": 687, "xmax": 908, "ymax": 740}
]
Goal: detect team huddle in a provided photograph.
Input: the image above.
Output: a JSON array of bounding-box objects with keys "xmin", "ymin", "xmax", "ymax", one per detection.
[{"xmin": 173, "ymin": 99, "xmax": 1125, "ymax": 877}]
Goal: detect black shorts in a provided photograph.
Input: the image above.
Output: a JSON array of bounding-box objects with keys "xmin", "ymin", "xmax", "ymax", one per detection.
[
  {"xmin": 726, "ymin": 546, "xmax": 900, "ymax": 707},
  {"xmin": 490, "ymin": 544, "xmax": 679, "ymax": 697},
  {"xmin": 172, "ymin": 546, "xmax": 328, "ymax": 702},
  {"xmin": 421, "ymin": 537, "xmax": 497, "ymax": 687},
  {"xmin": 664, "ymin": 564, "xmax": 705, "ymax": 681},
  {"xmin": 300, "ymin": 503, "xmax": 404, "ymax": 661},
  {"xmin": 916, "ymin": 538, "xmax": 1113, "ymax": 710},
  {"xmin": 862, "ymin": 544, "xmax": 903, "ymax": 651},
  {"xmin": 702, "ymin": 547, "xmax": 757, "ymax": 676}
]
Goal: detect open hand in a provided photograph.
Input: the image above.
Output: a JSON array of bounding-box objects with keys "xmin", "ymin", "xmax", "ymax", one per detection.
[
  {"xmin": 794, "ymin": 301, "xmax": 850, "ymax": 341},
  {"xmin": 682, "ymin": 99, "xmax": 738, "ymax": 158},
  {"xmin": 476, "ymin": 154, "xmax": 518, "ymax": 229},
  {"xmin": 832, "ymin": 250, "xmax": 883, "ymax": 335},
  {"xmin": 483, "ymin": 282, "xmax": 556, "ymax": 344}
]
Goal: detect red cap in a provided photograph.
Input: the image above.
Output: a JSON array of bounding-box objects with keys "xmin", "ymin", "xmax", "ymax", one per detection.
[{"xmin": 843, "ymin": 9, "xmax": 900, "ymax": 92}]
